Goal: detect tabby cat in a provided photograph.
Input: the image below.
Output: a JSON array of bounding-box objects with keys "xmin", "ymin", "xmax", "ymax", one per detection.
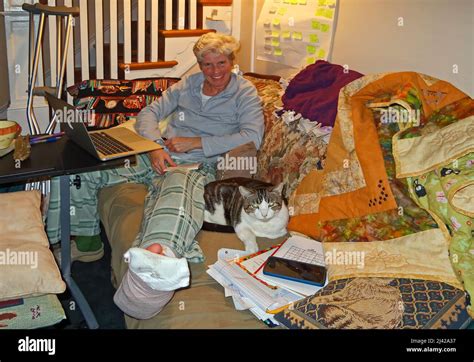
[{"xmin": 204, "ymin": 177, "xmax": 289, "ymax": 253}]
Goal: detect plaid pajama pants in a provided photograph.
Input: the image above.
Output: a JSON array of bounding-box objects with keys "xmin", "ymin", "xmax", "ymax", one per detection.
[{"xmin": 46, "ymin": 154, "xmax": 216, "ymax": 263}]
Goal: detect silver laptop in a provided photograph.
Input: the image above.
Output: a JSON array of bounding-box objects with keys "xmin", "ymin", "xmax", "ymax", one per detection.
[{"xmin": 46, "ymin": 94, "xmax": 161, "ymax": 161}]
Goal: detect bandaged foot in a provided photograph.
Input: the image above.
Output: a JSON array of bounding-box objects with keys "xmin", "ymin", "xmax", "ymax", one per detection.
[{"xmin": 113, "ymin": 244, "xmax": 190, "ymax": 319}]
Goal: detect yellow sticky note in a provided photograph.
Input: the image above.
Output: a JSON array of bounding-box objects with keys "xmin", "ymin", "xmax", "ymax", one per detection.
[
  {"xmin": 292, "ymin": 31, "xmax": 303, "ymax": 40},
  {"xmin": 327, "ymin": 0, "xmax": 336, "ymax": 5},
  {"xmin": 272, "ymin": 18, "xmax": 281, "ymax": 26},
  {"xmin": 318, "ymin": 0, "xmax": 327, "ymax": 5},
  {"xmin": 307, "ymin": 45, "xmax": 316, "ymax": 54},
  {"xmin": 309, "ymin": 34, "xmax": 319, "ymax": 43},
  {"xmin": 273, "ymin": 48, "xmax": 283, "ymax": 56},
  {"xmin": 312, "ymin": 20, "xmax": 320, "ymax": 30},
  {"xmin": 272, "ymin": 30, "xmax": 280, "ymax": 38},
  {"xmin": 282, "ymin": 31, "xmax": 291, "ymax": 39},
  {"xmin": 307, "ymin": 57, "xmax": 316, "ymax": 64},
  {"xmin": 320, "ymin": 23, "xmax": 330, "ymax": 32},
  {"xmin": 298, "ymin": 0, "xmax": 307, "ymax": 4},
  {"xmin": 323, "ymin": 8, "xmax": 335, "ymax": 19},
  {"xmin": 315, "ymin": 8, "xmax": 325, "ymax": 17},
  {"xmin": 272, "ymin": 39, "xmax": 280, "ymax": 47},
  {"xmin": 317, "ymin": 49, "xmax": 326, "ymax": 58},
  {"xmin": 277, "ymin": 7, "xmax": 287, "ymax": 15},
  {"xmin": 290, "ymin": 0, "xmax": 298, "ymax": 4}
]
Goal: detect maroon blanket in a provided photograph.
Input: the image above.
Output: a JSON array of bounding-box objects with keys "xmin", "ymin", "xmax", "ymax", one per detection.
[{"xmin": 282, "ymin": 60, "xmax": 364, "ymax": 127}]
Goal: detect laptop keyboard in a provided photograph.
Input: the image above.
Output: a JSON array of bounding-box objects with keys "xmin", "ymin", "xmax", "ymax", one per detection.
[{"xmin": 90, "ymin": 132, "xmax": 133, "ymax": 156}]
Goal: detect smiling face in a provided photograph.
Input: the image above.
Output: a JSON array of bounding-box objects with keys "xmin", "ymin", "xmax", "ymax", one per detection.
[{"xmin": 199, "ymin": 52, "xmax": 233, "ymax": 94}]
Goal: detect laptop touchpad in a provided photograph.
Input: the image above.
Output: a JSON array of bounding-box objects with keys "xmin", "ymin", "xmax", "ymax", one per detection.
[{"xmin": 107, "ymin": 128, "xmax": 145, "ymax": 143}]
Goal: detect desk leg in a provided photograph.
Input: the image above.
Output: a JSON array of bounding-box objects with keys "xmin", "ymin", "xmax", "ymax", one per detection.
[{"xmin": 60, "ymin": 175, "xmax": 99, "ymax": 329}]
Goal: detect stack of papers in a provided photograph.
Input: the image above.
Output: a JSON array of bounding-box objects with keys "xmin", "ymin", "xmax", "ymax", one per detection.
[{"xmin": 207, "ymin": 235, "xmax": 328, "ymax": 326}]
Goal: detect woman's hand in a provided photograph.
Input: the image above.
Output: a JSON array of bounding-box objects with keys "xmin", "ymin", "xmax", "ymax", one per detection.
[
  {"xmin": 164, "ymin": 137, "xmax": 202, "ymax": 153},
  {"xmin": 147, "ymin": 149, "xmax": 177, "ymax": 174}
]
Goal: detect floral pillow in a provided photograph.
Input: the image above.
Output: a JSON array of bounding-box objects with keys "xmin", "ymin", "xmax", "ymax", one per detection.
[
  {"xmin": 67, "ymin": 78, "xmax": 180, "ymax": 128},
  {"xmin": 243, "ymin": 74, "xmax": 329, "ymax": 198},
  {"xmin": 256, "ymin": 115, "xmax": 328, "ymax": 198}
]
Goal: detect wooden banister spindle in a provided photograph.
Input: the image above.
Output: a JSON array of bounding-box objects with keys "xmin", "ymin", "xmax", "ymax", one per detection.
[
  {"xmin": 151, "ymin": 0, "xmax": 159, "ymax": 62},
  {"xmin": 110, "ymin": 0, "xmax": 118, "ymax": 79},
  {"xmin": 189, "ymin": 0, "xmax": 197, "ymax": 29},
  {"xmin": 95, "ymin": 0, "xmax": 104, "ymax": 79},
  {"xmin": 124, "ymin": 0, "xmax": 132, "ymax": 68},
  {"xmin": 80, "ymin": 0, "xmax": 89, "ymax": 80},
  {"xmin": 178, "ymin": 0, "xmax": 186, "ymax": 30},
  {"xmin": 165, "ymin": 0, "xmax": 173, "ymax": 30},
  {"xmin": 138, "ymin": 0, "xmax": 145, "ymax": 63}
]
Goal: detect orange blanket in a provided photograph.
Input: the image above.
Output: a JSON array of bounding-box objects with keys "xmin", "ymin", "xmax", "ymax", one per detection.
[{"xmin": 289, "ymin": 72, "xmax": 467, "ymax": 239}]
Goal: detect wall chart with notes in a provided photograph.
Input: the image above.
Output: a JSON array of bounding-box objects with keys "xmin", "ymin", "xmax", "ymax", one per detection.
[{"xmin": 256, "ymin": 0, "xmax": 338, "ymax": 68}]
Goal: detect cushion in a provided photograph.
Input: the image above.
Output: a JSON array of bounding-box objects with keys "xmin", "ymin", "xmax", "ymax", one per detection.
[
  {"xmin": 256, "ymin": 113, "xmax": 328, "ymax": 199},
  {"xmin": 0, "ymin": 294, "xmax": 65, "ymax": 329},
  {"xmin": 275, "ymin": 277, "xmax": 471, "ymax": 329},
  {"xmin": 242, "ymin": 74, "xmax": 328, "ymax": 198},
  {"xmin": 0, "ymin": 191, "xmax": 66, "ymax": 301},
  {"xmin": 215, "ymin": 142, "xmax": 258, "ymax": 180},
  {"xmin": 67, "ymin": 78, "xmax": 181, "ymax": 128}
]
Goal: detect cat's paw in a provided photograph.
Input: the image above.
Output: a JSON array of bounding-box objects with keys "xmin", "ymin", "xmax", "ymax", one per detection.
[{"xmin": 244, "ymin": 242, "xmax": 259, "ymax": 254}]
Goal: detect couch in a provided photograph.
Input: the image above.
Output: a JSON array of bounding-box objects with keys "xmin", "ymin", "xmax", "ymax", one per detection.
[
  {"xmin": 96, "ymin": 72, "xmax": 473, "ymax": 329},
  {"xmin": 98, "ymin": 74, "xmax": 296, "ymax": 329}
]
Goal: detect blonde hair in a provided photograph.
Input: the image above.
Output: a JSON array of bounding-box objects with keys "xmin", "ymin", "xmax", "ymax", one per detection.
[{"xmin": 193, "ymin": 33, "xmax": 240, "ymax": 62}]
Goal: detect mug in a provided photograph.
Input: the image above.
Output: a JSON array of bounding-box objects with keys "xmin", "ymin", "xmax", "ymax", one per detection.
[{"xmin": 0, "ymin": 121, "xmax": 22, "ymax": 149}]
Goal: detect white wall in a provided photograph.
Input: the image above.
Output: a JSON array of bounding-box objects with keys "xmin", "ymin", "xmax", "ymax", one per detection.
[{"xmin": 241, "ymin": 0, "xmax": 473, "ymax": 96}]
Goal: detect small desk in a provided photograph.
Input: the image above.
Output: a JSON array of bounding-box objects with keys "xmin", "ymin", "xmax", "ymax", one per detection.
[{"xmin": 0, "ymin": 137, "xmax": 132, "ymax": 329}]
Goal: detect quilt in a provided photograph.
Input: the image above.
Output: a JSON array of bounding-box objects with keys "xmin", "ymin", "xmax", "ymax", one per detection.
[{"xmin": 287, "ymin": 72, "xmax": 473, "ymax": 317}]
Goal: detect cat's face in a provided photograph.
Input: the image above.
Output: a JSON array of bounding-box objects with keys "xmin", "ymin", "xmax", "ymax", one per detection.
[{"xmin": 238, "ymin": 183, "xmax": 285, "ymax": 220}]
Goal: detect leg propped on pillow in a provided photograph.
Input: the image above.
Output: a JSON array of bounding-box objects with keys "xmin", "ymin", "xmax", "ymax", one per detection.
[{"xmin": 113, "ymin": 247, "xmax": 190, "ymax": 320}]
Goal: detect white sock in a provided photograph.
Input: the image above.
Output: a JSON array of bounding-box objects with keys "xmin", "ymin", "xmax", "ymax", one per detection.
[{"xmin": 123, "ymin": 247, "xmax": 190, "ymax": 292}]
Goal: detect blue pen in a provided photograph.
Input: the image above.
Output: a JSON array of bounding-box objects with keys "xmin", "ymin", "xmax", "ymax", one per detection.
[
  {"xmin": 30, "ymin": 132, "xmax": 64, "ymax": 141},
  {"xmin": 30, "ymin": 137, "xmax": 61, "ymax": 145}
]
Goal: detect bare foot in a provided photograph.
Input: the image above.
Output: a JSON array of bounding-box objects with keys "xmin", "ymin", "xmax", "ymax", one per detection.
[{"xmin": 146, "ymin": 243, "xmax": 163, "ymax": 255}]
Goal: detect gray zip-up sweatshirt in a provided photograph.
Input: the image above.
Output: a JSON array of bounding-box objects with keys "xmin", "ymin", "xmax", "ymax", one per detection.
[{"xmin": 135, "ymin": 72, "xmax": 264, "ymax": 163}]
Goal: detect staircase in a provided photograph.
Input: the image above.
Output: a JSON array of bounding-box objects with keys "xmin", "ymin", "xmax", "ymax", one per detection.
[
  {"xmin": 39, "ymin": 0, "xmax": 236, "ymax": 85},
  {"xmin": 3, "ymin": 0, "xmax": 238, "ymax": 133},
  {"xmin": 74, "ymin": 22, "xmax": 214, "ymax": 82},
  {"xmin": 67, "ymin": 0, "xmax": 235, "ymax": 84}
]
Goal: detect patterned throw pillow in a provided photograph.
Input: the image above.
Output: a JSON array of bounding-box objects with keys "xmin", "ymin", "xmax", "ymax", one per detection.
[
  {"xmin": 0, "ymin": 294, "xmax": 65, "ymax": 329},
  {"xmin": 67, "ymin": 78, "xmax": 181, "ymax": 128},
  {"xmin": 243, "ymin": 74, "xmax": 329, "ymax": 198},
  {"xmin": 275, "ymin": 277, "xmax": 471, "ymax": 329}
]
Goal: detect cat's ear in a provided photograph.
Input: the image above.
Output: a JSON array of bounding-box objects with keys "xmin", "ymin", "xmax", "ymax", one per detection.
[
  {"xmin": 271, "ymin": 182, "xmax": 285, "ymax": 195},
  {"xmin": 238, "ymin": 186, "xmax": 253, "ymax": 198}
]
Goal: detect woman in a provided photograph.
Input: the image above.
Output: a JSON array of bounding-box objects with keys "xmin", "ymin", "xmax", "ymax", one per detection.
[{"xmin": 46, "ymin": 33, "xmax": 264, "ymax": 319}]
